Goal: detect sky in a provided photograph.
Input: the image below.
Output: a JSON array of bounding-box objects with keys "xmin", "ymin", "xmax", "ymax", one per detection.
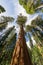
[
  {"xmin": 0, "ymin": 0, "xmax": 43, "ymax": 25},
  {"xmin": 0, "ymin": 0, "xmax": 38, "ymax": 22},
  {"xmin": 0, "ymin": 0, "xmax": 43, "ymax": 34},
  {"xmin": 0, "ymin": 0, "xmax": 14, "ymax": 16},
  {"xmin": 0, "ymin": 0, "xmax": 43, "ymax": 47},
  {"xmin": 0, "ymin": 0, "xmax": 37, "ymax": 31}
]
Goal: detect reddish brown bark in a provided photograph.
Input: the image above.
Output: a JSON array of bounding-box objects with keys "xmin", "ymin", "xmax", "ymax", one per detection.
[{"xmin": 10, "ymin": 25, "xmax": 32, "ymax": 65}]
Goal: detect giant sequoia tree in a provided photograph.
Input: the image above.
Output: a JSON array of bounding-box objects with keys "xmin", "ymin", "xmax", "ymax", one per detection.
[
  {"xmin": 10, "ymin": 14, "xmax": 32, "ymax": 65},
  {"xmin": 10, "ymin": 0, "xmax": 43, "ymax": 65}
]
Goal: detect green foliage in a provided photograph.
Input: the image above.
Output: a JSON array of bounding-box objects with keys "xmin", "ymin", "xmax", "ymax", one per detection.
[
  {"xmin": 0, "ymin": 27, "xmax": 16, "ymax": 65},
  {"xmin": 0, "ymin": 22, "xmax": 7, "ymax": 31},
  {"xmin": 0, "ymin": 27, "xmax": 14, "ymax": 45},
  {"xmin": 0, "ymin": 16, "xmax": 14, "ymax": 31},
  {"xmin": 16, "ymin": 14, "xmax": 27, "ymax": 26},
  {"xmin": 0, "ymin": 4, "xmax": 15, "ymax": 64},
  {"xmin": 32, "ymin": 45, "xmax": 43, "ymax": 65},
  {"xmin": 26, "ymin": 0, "xmax": 35, "ymax": 14},
  {"xmin": 19, "ymin": 0, "xmax": 27, "ymax": 5},
  {"xmin": 26, "ymin": 25, "xmax": 34, "ymax": 32},
  {"xmin": 26, "ymin": 15, "xmax": 43, "ymax": 47},
  {"xmin": 2, "ymin": 16, "xmax": 14, "ymax": 22},
  {"xmin": 31, "ymin": 16, "xmax": 43, "ymax": 26},
  {"xmin": 19, "ymin": 0, "xmax": 43, "ymax": 14},
  {"xmin": 42, "ymin": 8, "xmax": 43, "ymax": 12},
  {"xmin": 0, "ymin": 5, "xmax": 5, "ymax": 13}
]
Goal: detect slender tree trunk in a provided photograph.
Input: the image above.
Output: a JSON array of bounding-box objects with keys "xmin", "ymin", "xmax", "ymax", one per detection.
[
  {"xmin": 28, "ymin": 32, "xmax": 33, "ymax": 48},
  {"xmin": 10, "ymin": 25, "xmax": 32, "ymax": 65}
]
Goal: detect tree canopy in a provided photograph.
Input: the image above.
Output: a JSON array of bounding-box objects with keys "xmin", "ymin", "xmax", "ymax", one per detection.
[
  {"xmin": 0, "ymin": 16, "xmax": 14, "ymax": 31},
  {"xmin": 0, "ymin": 5, "xmax": 5, "ymax": 13},
  {"xmin": 16, "ymin": 14, "xmax": 27, "ymax": 26},
  {"xmin": 19, "ymin": 0, "xmax": 43, "ymax": 14}
]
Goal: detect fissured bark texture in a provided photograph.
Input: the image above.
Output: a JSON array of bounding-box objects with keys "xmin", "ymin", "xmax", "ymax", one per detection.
[{"xmin": 10, "ymin": 25, "xmax": 32, "ymax": 65}]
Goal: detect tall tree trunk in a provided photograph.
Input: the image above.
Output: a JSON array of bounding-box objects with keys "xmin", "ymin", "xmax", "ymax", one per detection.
[
  {"xmin": 10, "ymin": 25, "xmax": 32, "ymax": 65},
  {"xmin": 28, "ymin": 32, "xmax": 33, "ymax": 48}
]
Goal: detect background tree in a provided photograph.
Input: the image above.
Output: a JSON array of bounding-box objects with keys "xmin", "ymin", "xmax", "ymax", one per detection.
[
  {"xmin": 19, "ymin": 0, "xmax": 43, "ymax": 48},
  {"xmin": 26, "ymin": 15, "xmax": 43, "ymax": 46},
  {"xmin": 32, "ymin": 45, "xmax": 43, "ymax": 65},
  {"xmin": 26, "ymin": 15, "xmax": 43, "ymax": 65},
  {"xmin": 0, "ymin": 26, "xmax": 16, "ymax": 65},
  {"xmin": 0, "ymin": 16, "xmax": 14, "ymax": 31},
  {"xmin": 19, "ymin": 0, "xmax": 43, "ymax": 14},
  {"xmin": 0, "ymin": 5, "xmax": 5, "ymax": 13},
  {"xmin": 0, "ymin": 5, "xmax": 17, "ymax": 65},
  {"xmin": 0, "ymin": 16, "xmax": 17, "ymax": 65}
]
